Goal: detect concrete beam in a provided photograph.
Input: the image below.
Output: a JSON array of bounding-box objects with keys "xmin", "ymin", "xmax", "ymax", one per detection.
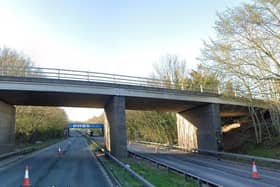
[
  {"xmin": 0, "ymin": 76, "xmax": 256, "ymax": 109},
  {"xmin": 104, "ymin": 96, "xmax": 127, "ymax": 158},
  {"xmin": 0, "ymin": 101, "xmax": 15, "ymax": 154},
  {"xmin": 177, "ymin": 104, "xmax": 222, "ymax": 151}
]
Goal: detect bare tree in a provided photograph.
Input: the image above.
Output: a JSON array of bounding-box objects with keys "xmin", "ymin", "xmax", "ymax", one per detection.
[
  {"xmin": 0, "ymin": 47, "xmax": 34, "ymax": 76},
  {"xmin": 199, "ymin": 0, "xmax": 280, "ymax": 141},
  {"xmin": 200, "ymin": 0, "xmax": 280, "ymax": 98},
  {"xmin": 153, "ymin": 54, "xmax": 189, "ymax": 89}
]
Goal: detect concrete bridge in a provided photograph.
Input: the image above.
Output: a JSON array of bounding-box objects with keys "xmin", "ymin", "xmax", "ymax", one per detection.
[{"xmin": 0, "ymin": 66, "xmax": 262, "ymax": 158}]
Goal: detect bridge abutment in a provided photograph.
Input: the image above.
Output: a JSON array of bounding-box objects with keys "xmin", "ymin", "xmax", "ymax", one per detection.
[
  {"xmin": 104, "ymin": 96, "xmax": 127, "ymax": 158},
  {"xmin": 177, "ymin": 104, "xmax": 222, "ymax": 151},
  {"xmin": 0, "ymin": 101, "xmax": 15, "ymax": 154}
]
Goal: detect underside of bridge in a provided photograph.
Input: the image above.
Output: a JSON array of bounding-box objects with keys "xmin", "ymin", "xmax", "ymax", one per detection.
[
  {"xmin": 0, "ymin": 94, "xmax": 250, "ymax": 158},
  {"xmin": 0, "ymin": 90, "xmax": 249, "ymax": 115}
]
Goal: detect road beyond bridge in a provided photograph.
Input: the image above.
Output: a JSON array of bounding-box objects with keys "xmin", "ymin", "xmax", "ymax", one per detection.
[{"xmin": 0, "ymin": 66, "xmax": 267, "ymax": 158}]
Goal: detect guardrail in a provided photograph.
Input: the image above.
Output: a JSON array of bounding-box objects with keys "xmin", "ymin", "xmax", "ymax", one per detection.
[
  {"xmin": 194, "ymin": 149, "xmax": 280, "ymax": 164},
  {"xmin": 89, "ymin": 138, "xmax": 223, "ymax": 186},
  {"xmin": 136, "ymin": 141, "xmax": 280, "ymax": 165},
  {"xmin": 0, "ymin": 64, "xmax": 267, "ymax": 100},
  {"xmin": 88, "ymin": 138, "xmax": 154, "ymax": 187},
  {"xmin": 136, "ymin": 140, "xmax": 190, "ymax": 151},
  {"xmin": 0, "ymin": 147, "xmax": 34, "ymax": 160},
  {"xmin": 128, "ymin": 150, "xmax": 222, "ymax": 187},
  {"xmin": 105, "ymin": 151, "xmax": 155, "ymax": 187}
]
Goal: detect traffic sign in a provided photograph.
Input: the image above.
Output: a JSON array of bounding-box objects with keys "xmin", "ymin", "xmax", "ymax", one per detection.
[{"xmin": 67, "ymin": 123, "xmax": 104, "ymax": 129}]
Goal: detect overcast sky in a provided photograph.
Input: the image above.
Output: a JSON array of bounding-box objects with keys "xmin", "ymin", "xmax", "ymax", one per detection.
[{"xmin": 0, "ymin": 0, "xmax": 249, "ymax": 121}]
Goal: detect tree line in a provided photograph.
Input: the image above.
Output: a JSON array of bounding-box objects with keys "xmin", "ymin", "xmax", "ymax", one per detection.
[
  {"xmin": 16, "ymin": 106, "xmax": 68, "ymax": 144},
  {"xmin": 0, "ymin": 48, "xmax": 68, "ymax": 144}
]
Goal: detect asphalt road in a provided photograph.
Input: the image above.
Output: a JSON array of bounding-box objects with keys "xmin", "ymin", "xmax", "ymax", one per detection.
[
  {"xmin": 128, "ymin": 143, "xmax": 280, "ymax": 187},
  {"xmin": 0, "ymin": 131, "xmax": 111, "ymax": 187}
]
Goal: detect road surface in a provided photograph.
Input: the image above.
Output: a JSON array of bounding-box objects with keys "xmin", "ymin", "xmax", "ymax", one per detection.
[
  {"xmin": 0, "ymin": 131, "xmax": 111, "ymax": 187},
  {"xmin": 128, "ymin": 142, "xmax": 280, "ymax": 187}
]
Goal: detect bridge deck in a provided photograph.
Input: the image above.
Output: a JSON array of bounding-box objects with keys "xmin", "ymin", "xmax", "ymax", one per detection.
[{"xmin": 0, "ymin": 76, "xmax": 265, "ymax": 117}]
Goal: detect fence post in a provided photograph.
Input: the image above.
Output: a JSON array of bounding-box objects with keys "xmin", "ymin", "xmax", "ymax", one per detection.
[
  {"xmin": 197, "ymin": 179, "xmax": 203, "ymax": 187},
  {"xmin": 217, "ymin": 87, "xmax": 221, "ymax": 95},
  {"xmin": 87, "ymin": 72, "xmax": 90, "ymax": 81},
  {"xmin": 184, "ymin": 174, "xmax": 188, "ymax": 181}
]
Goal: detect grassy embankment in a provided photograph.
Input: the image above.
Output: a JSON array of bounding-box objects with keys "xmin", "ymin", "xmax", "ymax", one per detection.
[
  {"xmin": 242, "ymin": 137, "xmax": 280, "ymax": 159},
  {"xmin": 226, "ymin": 136, "xmax": 280, "ymax": 169},
  {"xmin": 88, "ymin": 139, "xmax": 196, "ymax": 187},
  {"xmin": 14, "ymin": 137, "xmax": 66, "ymax": 155}
]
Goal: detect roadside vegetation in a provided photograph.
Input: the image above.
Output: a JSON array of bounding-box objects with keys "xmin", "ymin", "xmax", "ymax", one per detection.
[
  {"xmin": 126, "ymin": 111, "xmax": 177, "ymax": 144},
  {"xmin": 101, "ymin": 159, "xmax": 143, "ymax": 187},
  {"xmin": 86, "ymin": 115, "xmax": 105, "ymax": 136},
  {"xmin": 14, "ymin": 138, "xmax": 63, "ymax": 156},
  {"xmin": 86, "ymin": 137, "xmax": 143, "ymax": 187},
  {"xmin": 0, "ymin": 48, "xmax": 68, "ymax": 147},
  {"xmin": 244, "ymin": 137, "xmax": 280, "ymax": 159},
  {"xmin": 102, "ymin": 157, "xmax": 197, "ymax": 187},
  {"xmin": 232, "ymin": 136, "xmax": 280, "ymax": 164},
  {"xmin": 87, "ymin": 137, "xmax": 196, "ymax": 187},
  {"xmin": 125, "ymin": 158, "xmax": 196, "ymax": 187},
  {"xmin": 16, "ymin": 106, "xmax": 68, "ymax": 145},
  {"xmin": 221, "ymin": 136, "xmax": 280, "ymax": 170}
]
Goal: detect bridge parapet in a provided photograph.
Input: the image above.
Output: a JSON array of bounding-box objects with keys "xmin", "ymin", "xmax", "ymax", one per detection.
[{"xmin": 0, "ymin": 64, "xmax": 268, "ymax": 102}]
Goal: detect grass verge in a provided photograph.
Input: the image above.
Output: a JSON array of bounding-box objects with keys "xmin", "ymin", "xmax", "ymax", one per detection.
[
  {"xmin": 87, "ymin": 137, "xmax": 197, "ymax": 187},
  {"xmin": 101, "ymin": 157, "xmax": 143, "ymax": 187},
  {"xmin": 222, "ymin": 137, "xmax": 280, "ymax": 170},
  {"xmin": 244, "ymin": 137, "xmax": 280, "ymax": 159},
  {"xmin": 125, "ymin": 157, "xmax": 197, "ymax": 187},
  {"xmin": 86, "ymin": 137, "xmax": 143, "ymax": 187},
  {"xmin": 16, "ymin": 138, "xmax": 66, "ymax": 155}
]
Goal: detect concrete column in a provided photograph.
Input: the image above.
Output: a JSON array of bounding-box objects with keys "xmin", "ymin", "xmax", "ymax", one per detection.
[
  {"xmin": 0, "ymin": 101, "xmax": 15, "ymax": 154},
  {"xmin": 104, "ymin": 96, "xmax": 127, "ymax": 158},
  {"xmin": 177, "ymin": 104, "xmax": 222, "ymax": 151}
]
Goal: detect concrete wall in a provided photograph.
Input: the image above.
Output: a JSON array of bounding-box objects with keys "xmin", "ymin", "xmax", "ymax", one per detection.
[
  {"xmin": 0, "ymin": 100, "xmax": 15, "ymax": 154},
  {"xmin": 177, "ymin": 104, "xmax": 222, "ymax": 151},
  {"xmin": 104, "ymin": 96, "xmax": 127, "ymax": 158},
  {"xmin": 177, "ymin": 114, "xmax": 198, "ymax": 151}
]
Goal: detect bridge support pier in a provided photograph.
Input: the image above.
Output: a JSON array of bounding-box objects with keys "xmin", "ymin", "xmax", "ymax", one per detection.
[
  {"xmin": 0, "ymin": 101, "xmax": 15, "ymax": 154},
  {"xmin": 104, "ymin": 96, "xmax": 127, "ymax": 159},
  {"xmin": 177, "ymin": 104, "xmax": 222, "ymax": 151}
]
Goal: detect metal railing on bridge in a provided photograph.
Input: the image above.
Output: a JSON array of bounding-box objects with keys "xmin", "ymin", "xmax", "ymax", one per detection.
[{"xmin": 0, "ymin": 64, "xmax": 268, "ymax": 101}]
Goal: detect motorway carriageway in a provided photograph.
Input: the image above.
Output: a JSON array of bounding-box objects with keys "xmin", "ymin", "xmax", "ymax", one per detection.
[
  {"xmin": 128, "ymin": 143, "xmax": 280, "ymax": 187},
  {"xmin": 0, "ymin": 131, "xmax": 111, "ymax": 187}
]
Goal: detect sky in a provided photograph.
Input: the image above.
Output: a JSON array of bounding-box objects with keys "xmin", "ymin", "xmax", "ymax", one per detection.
[{"xmin": 0, "ymin": 0, "xmax": 249, "ymax": 121}]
